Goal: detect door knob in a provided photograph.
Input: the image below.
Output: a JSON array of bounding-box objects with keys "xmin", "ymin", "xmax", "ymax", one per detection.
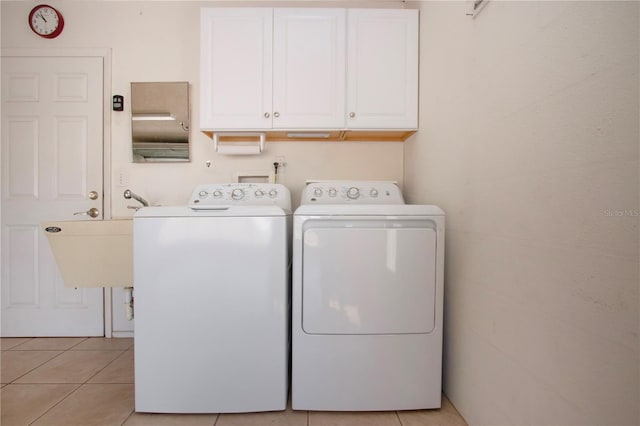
[
  {"xmin": 73, "ymin": 207, "xmax": 100, "ymax": 218},
  {"xmin": 88, "ymin": 191, "xmax": 99, "ymax": 200}
]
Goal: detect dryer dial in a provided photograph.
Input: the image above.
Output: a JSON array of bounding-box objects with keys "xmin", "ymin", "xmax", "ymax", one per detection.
[
  {"xmin": 347, "ymin": 187, "xmax": 360, "ymax": 200},
  {"xmin": 231, "ymin": 188, "xmax": 245, "ymax": 200}
]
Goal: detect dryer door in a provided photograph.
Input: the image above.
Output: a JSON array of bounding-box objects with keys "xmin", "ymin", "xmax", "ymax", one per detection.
[{"xmin": 302, "ymin": 219, "xmax": 437, "ymax": 335}]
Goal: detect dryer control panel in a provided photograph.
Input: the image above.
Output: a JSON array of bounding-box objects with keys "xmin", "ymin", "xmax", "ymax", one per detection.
[
  {"xmin": 301, "ymin": 181, "xmax": 404, "ymax": 205},
  {"xmin": 189, "ymin": 183, "xmax": 291, "ymax": 211}
]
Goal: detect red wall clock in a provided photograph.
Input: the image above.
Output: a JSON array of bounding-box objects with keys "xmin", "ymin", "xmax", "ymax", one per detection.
[{"xmin": 28, "ymin": 4, "xmax": 64, "ymax": 39}]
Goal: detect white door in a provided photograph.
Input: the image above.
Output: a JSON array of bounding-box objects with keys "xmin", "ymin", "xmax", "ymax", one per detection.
[
  {"xmin": 200, "ymin": 8, "xmax": 273, "ymax": 130},
  {"xmin": 273, "ymin": 9, "xmax": 345, "ymax": 129},
  {"xmin": 346, "ymin": 9, "xmax": 419, "ymax": 129},
  {"xmin": 1, "ymin": 55, "xmax": 104, "ymax": 336}
]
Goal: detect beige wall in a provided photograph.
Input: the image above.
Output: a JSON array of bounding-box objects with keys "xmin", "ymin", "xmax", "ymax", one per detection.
[
  {"xmin": 1, "ymin": 1, "xmax": 405, "ymax": 214},
  {"xmin": 405, "ymin": 1, "xmax": 639, "ymax": 424}
]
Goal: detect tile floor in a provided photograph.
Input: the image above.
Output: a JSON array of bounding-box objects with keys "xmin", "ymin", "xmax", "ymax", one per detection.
[{"xmin": 1, "ymin": 337, "xmax": 467, "ymax": 426}]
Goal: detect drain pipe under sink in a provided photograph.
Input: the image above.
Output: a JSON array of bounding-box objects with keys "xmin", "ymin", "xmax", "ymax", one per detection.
[{"xmin": 124, "ymin": 287, "xmax": 134, "ymax": 320}]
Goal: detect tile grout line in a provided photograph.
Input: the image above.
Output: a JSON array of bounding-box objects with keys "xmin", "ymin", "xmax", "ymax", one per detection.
[
  {"xmin": 7, "ymin": 337, "xmax": 88, "ymax": 352},
  {"xmin": 116, "ymin": 341, "xmax": 136, "ymax": 426},
  {"xmin": 27, "ymin": 382, "xmax": 83, "ymax": 425},
  {"xmin": 396, "ymin": 410, "xmax": 404, "ymax": 426},
  {"xmin": 7, "ymin": 350, "xmax": 69, "ymax": 384},
  {"xmin": 1, "ymin": 337, "xmax": 35, "ymax": 350},
  {"xmin": 25, "ymin": 340, "xmax": 124, "ymax": 425},
  {"xmin": 119, "ymin": 406, "xmax": 136, "ymax": 426},
  {"xmin": 105, "ymin": 342, "xmax": 135, "ymax": 425},
  {"xmin": 24, "ymin": 342, "xmax": 84, "ymax": 425},
  {"xmin": 83, "ymin": 348, "xmax": 129, "ymax": 384},
  {"xmin": 66, "ymin": 337, "xmax": 90, "ymax": 350}
]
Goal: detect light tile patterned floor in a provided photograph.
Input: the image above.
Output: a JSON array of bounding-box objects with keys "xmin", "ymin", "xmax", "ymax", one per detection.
[{"xmin": 1, "ymin": 337, "xmax": 467, "ymax": 426}]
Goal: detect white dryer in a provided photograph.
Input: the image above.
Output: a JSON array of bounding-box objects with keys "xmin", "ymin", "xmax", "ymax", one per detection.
[
  {"xmin": 291, "ymin": 181, "xmax": 445, "ymax": 411},
  {"xmin": 134, "ymin": 183, "xmax": 291, "ymax": 413}
]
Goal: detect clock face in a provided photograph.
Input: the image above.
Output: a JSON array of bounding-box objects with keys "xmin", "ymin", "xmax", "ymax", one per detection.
[{"xmin": 29, "ymin": 5, "xmax": 64, "ymax": 38}]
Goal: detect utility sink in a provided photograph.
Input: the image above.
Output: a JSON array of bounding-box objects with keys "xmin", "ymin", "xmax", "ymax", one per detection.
[{"xmin": 42, "ymin": 220, "xmax": 133, "ymax": 288}]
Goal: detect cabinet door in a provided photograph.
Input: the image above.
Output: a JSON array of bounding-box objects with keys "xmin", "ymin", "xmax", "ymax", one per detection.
[
  {"xmin": 200, "ymin": 8, "xmax": 273, "ymax": 129},
  {"xmin": 273, "ymin": 9, "xmax": 346, "ymax": 129},
  {"xmin": 347, "ymin": 9, "xmax": 419, "ymax": 129}
]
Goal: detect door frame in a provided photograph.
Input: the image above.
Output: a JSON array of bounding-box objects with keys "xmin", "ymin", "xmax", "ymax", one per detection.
[{"xmin": 0, "ymin": 48, "xmax": 113, "ymax": 335}]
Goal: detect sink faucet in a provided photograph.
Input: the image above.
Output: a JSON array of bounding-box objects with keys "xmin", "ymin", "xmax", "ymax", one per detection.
[{"xmin": 124, "ymin": 189, "xmax": 149, "ymax": 210}]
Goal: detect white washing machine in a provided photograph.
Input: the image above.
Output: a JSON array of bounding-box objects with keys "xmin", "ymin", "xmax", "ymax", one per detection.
[
  {"xmin": 291, "ymin": 181, "xmax": 445, "ymax": 411},
  {"xmin": 134, "ymin": 183, "xmax": 291, "ymax": 413}
]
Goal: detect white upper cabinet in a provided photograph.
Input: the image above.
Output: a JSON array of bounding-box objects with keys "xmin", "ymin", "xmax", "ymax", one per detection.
[
  {"xmin": 273, "ymin": 9, "xmax": 346, "ymax": 129},
  {"xmin": 200, "ymin": 8, "xmax": 419, "ymax": 133},
  {"xmin": 201, "ymin": 8, "xmax": 345, "ymax": 130},
  {"xmin": 346, "ymin": 9, "xmax": 419, "ymax": 129},
  {"xmin": 200, "ymin": 8, "xmax": 273, "ymax": 129}
]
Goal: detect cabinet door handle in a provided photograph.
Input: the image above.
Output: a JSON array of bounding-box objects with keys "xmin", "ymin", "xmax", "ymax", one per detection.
[
  {"xmin": 264, "ymin": 112, "xmax": 270, "ymax": 118},
  {"xmin": 349, "ymin": 112, "xmax": 356, "ymax": 118},
  {"xmin": 274, "ymin": 112, "xmax": 280, "ymax": 118}
]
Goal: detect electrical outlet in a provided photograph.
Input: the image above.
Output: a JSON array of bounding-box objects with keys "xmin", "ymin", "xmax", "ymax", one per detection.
[{"xmin": 275, "ymin": 156, "xmax": 286, "ymax": 169}]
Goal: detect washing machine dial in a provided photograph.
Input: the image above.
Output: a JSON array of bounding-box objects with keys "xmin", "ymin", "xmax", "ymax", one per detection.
[
  {"xmin": 328, "ymin": 188, "xmax": 337, "ymax": 197},
  {"xmin": 314, "ymin": 188, "xmax": 323, "ymax": 197},
  {"xmin": 347, "ymin": 187, "xmax": 360, "ymax": 200},
  {"xmin": 198, "ymin": 190, "xmax": 208, "ymax": 198},
  {"xmin": 231, "ymin": 188, "xmax": 245, "ymax": 200},
  {"xmin": 370, "ymin": 188, "xmax": 379, "ymax": 198},
  {"xmin": 213, "ymin": 190, "xmax": 223, "ymax": 198},
  {"xmin": 268, "ymin": 189, "xmax": 278, "ymax": 198},
  {"xmin": 255, "ymin": 190, "xmax": 264, "ymax": 198}
]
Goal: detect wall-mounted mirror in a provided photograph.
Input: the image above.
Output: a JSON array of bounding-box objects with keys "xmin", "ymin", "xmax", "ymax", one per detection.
[{"xmin": 131, "ymin": 82, "xmax": 190, "ymax": 162}]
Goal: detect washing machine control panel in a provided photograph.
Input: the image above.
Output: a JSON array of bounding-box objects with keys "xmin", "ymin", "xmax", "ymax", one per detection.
[
  {"xmin": 189, "ymin": 183, "xmax": 291, "ymax": 211},
  {"xmin": 301, "ymin": 181, "xmax": 404, "ymax": 204}
]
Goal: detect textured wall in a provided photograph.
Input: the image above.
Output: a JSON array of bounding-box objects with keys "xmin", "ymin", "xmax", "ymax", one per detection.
[{"xmin": 404, "ymin": 1, "xmax": 639, "ymax": 424}]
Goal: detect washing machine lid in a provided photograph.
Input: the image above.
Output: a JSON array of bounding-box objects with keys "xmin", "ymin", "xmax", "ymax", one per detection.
[
  {"xmin": 134, "ymin": 205, "xmax": 289, "ymax": 218},
  {"xmin": 295, "ymin": 204, "xmax": 444, "ymax": 216}
]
